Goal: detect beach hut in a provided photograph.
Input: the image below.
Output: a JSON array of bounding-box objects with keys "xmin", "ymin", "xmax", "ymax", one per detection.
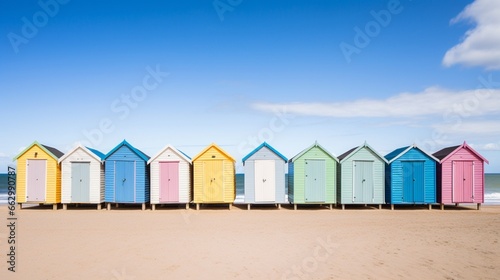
[
  {"xmin": 242, "ymin": 142, "xmax": 288, "ymax": 210},
  {"xmin": 337, "ymin": 142, "xmax": 387, "ymax": 210},
  {"xmin": 288, "ymin": 142, "xmax": 337, "ymax": 210},
  {"xmin": 59, "ymin": 145, "xmax": 105, "ymax": 210},
  {"xmin": 192, "ymin": 143, "xmax": 235, "ymax": 210},
  {"xmin": 433, "ymin": 141, "xmax": 489, "ymax": 210},
  {"xmin": 385, "ymin": 144, "xmax": 438, "ymax": 210},
  {"xmin": 14, "ymin": 141, "xmax": 64, "ymax": 210},
  {"xmin": 148, "ymin": 145, "xmax": 192, "ymax": 210},
  {"xmin": 104, "ymin": 140, "xmax": 150, "ymax": 210}
]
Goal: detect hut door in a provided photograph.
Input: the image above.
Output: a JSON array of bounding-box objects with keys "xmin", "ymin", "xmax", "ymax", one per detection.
[
  {"xmin": 353, "ymin": 161, "xmax": 374, "ymax": 203},
  {"xmin": 255, "ymin": 160, "xmax": 276, "ymax": 202},
  {"xmin": 71, "ymin": 162, "xmax": 90, "ymax": 202},
  {"xmin": 159, "ymin": 162, "xmax": 179, "ymax": 203},
  {"xmin": 304, "ymin": 159, "xmax": 326, "ymax": 202},
  {"xmin": 203, "ymin": 160, "xmax": 224, "ymax": 202},
  {"xmin": 115, "ymin": 161, "xmax": 135, "ymax": 202},
  {"xmin": 453, "ymin": 161, "xmax": 474, "ymax": 203},
  {"xmin": 26, "ymin": 159, "xmax": 46, "ymax": 202},
  {"xmin": 402, "ymin": 161, "xmax": 424, "ymax": 203}
]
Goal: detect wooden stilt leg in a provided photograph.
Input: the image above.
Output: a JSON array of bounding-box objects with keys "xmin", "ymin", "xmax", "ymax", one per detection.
[
  {"xmin": 152, "ymin": 204, "xmax": 156, "ymax": 211},
  {"xmin": 142, "ymin": 203, "xmax": 145, "ymax": 211},
  {"xmin": 107, "ymin": 203, "xmax": 111, "ymax": 211},
  {"xmin": 477, "ymin": 203, "xmax": 481, "ymax": 210},
  {"xmin": 186, "ymin": 203, "xmax": 189, "ymax": 210},
  {"xmin": 379, "ymin": 204, "xmax": 382, "ymax": 210},
  {"xmin": 278, "ymin": 204, "xmax": 281, "ymax": 210},
  {"xmin": 53, "ymin": 204, "xmax": 57, "ymax": 210},
  {"xmin": 391, "ymin": 204, "xmax": 394, "ymax": 210},
  {"xmin": 97, "ymin": 203, "xmax": 102, "ymax": 210},
  {"xmin": 196, "ymin": 203, "xmax": 200, "ymax": 211},
  {"xmin": 229, "ymin": 204, "xmax": 232, "ymax": 210},
  {"xmin": 19, "ymin": 203, "xmax": 22, "ymax": 210},
  {"xmin": 247, "ymin": 204, "xmax": 250, "ymax": 210},
  {"xmin": 116, "ymin": 203, "xmax": 119, "ymax": 208},
  {"xmin": 440, "ymin": 203, "xmax": 444, "ymax": 210},
  {"xmin": 63, "ymin": 204, "xmax": 67, "ymax": 210},
  {"xmin": 428, "ymin": 204, "xmax": 432, "ymax": 210},
  {"xmin": 294, "ymin": 204, "xmax": 297, "ymax": 210},
  {"xmin": 329, "ymin": 204, "xmax": 332, "ymax": 210}
]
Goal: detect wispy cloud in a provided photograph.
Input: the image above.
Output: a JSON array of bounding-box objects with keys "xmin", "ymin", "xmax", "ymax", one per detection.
[
  {"xmin": 433, "ymin": 120, "xmax": 500, "ymax": 135},
  {"xmin": 443, "ymin": 0, "xmax": 500, "ymax": 69},
  {"xmin": 252, "ymin": 87, "xmax": 500, "ymax": 118}
]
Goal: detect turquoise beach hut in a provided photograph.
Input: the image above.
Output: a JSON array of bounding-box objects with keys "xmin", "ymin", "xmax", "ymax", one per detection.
[
  {"xmin": 337, "ymin": 142, "xmax": 387, "ymax": 209},
  {"xmin": 385, "ymin": 144, "xmax": 439, "ymax": 210},
  {"xmin": 104, "ymin": 140, "xmax": 150, "ymax": 210},
  {"xmin": 242, "ymin": 142, "xmax": 288, "ymax": 210},
  {"xmin": 288, "ymin": 142, "xmax": 338, "ymax": 210}
]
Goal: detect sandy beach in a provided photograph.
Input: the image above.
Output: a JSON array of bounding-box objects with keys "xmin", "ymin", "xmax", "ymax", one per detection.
[{"xmin": 1, "ymin": 204, "xmax": 499, "ymax": 279}]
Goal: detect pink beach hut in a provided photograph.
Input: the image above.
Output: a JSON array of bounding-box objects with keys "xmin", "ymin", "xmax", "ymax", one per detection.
[{"xmin": 433, "ymin": 142, "xmax": 489, "ymax": 210}]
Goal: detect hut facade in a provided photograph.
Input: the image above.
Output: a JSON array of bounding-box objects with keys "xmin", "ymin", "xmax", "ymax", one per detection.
[
  {"xmin": 433, "ymin": 142, "xmax": 488, "ymax": 210},
  {"xmin": 148, "ymin": 145, "xmax": 192, "ymax": 210},
  {"xmin": 59, "ymin": 145, "xmax": 105, "ymax": 210},
  {"xmin": 288, "ymin": 142, "xmax": 337, "ymax": 210},
  {"xmin": 104, "ymin": 140, "xmax": 150, "ymax": 210},
  {"xmin": 242, "ymin": 142, "xmax": 288, "ymax": 209},
  {"xmin": 385, "ymin": 144, "xmax": 438, "ymax": 210},
  {"xmin": 14, "ymin": 141, "xmax": 64, "ymax": 210},
  {"xmin": 337, "ymin": 142, "xmax": 387, "ymax": 209},
  {"xmin": 192, "ymin": 143, "xmax": 235, "ymax": 210}
]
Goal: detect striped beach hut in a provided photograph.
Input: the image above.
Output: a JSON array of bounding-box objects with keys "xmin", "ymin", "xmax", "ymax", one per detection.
[
  {"xmin": 288, "ymin": 142, "xmax": 337, "ymax": 210},
  {"xmin": 242, "ymin": 142, "xmax": 288, "ymax": 210},
  {"xmin": 59, "ymin": 145, "xmax": 105, "ymax": 210},
  {"xmin": 433, "ymin": 141, "xmax": 489, "ymax": 210},
  {"xmin": 385, "ymin": 144, "xmax": 438, "ymax": 210},
  {"xmin": 148, "ymin": 145, "xmax": 192, "ymax": 210},
  {"xmin": 337, "ymin": 142, "xmax": 387, "ymax": 210},
  {"xmin": 104, "ymin": 140, "xmax": 150, "ymax": 210},
  {"xmin": 14, "ymin": 141, "xmax": 64, "ymax": 210},
  {"xmin": 193, "ymin": 143, "xmax": 235, "ymax": 210}
]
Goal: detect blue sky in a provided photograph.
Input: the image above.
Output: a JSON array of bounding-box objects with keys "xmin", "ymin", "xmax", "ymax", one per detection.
[{"xmin": 1, "ymin": 0, "xmax": 499, "ymax": 172}]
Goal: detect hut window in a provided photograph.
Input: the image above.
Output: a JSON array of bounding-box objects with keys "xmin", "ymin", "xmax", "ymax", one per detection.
[{"xmin": 212, "ymin": 155, "xmax": 216, "ymax": 158}]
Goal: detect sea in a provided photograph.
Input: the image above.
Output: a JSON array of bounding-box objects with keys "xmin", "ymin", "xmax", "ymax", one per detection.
[{"xmin": 0, "ymin": 173, "xmax": 499, "ymax": 205}]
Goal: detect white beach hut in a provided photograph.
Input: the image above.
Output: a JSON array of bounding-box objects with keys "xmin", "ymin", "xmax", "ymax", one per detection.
[
  {"xmin": 148, "ymin": 145, "xmax": 192, "ymax": 210},
  {"xmin": 59, "ymin": 145, "xmax": 105, "ymax": 210}
]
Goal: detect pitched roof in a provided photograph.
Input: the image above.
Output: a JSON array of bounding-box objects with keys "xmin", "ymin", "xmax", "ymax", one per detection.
[
  {"xmin": 433, "ymin": 141, "xmax": 489, "ymax": 164},
  {"xmin": 58, "ymin": 145, "xmax": 105, "ymax": 163},
  {"xmin": 338, "ymin": 142, "xmax": 388, "ymax": 164},
  {"xmin": 433, "ymin": 145, "xmax": 460, "ymax": 160},
  {"xmin": 242, "ymin": 142, "xmax": 287, "ymax": 163},
  {"xmin": 104, "ymin": 140, "xmax": 150, "ymax": 161},
  {"xmin": 385, "ymin": 144, "xmax": 439, "ymax": 163},
  {"xmin": 13, "ymin": 141, "xmax": 64, "ymax": 160},
  {"xmin": 192, "ymin": 143, "xmax": 235, "ymax": 162},
  {"xmin": 147, "ymin": 144, "xmax": 192, "ymax": 164},
  {"xmin": 289, "ymin": 141, "xmax": 338, "ymax": 163}
]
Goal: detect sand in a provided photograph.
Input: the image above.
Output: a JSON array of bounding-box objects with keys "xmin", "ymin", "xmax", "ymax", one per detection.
[{"xmin": 1, "ymin": 204, "xmax": 499, "ymax": 279}]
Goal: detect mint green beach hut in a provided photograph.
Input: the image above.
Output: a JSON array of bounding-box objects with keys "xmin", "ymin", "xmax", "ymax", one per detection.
[
  {"xmin": 288, "ymin": 142, "xmax": 338, "ymax": 210},
  {"xmin": 337, "ymin": 142, "xmax": 388, "ymax": 210}
]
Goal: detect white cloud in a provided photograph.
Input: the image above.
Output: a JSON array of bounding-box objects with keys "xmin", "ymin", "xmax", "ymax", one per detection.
[
  {"xmin": 433, "ymin": 120, "xmax": 500, "ymax": 135},
  {"xmin": 443, "ymin": 0, "xmax": 500, "ymax": 69},
  {"xmin": 469, "ymin": 142, "xmax": 500, "ymax": 151},
  {"xmin": 252, "ymin": 87, "xmax": 500, "ymax": 118}
]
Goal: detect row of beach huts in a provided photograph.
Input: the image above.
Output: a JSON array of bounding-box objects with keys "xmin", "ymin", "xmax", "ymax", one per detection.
[{"xmin": 13, "ymin": 140, "xmax": 488, "ymax": 211}]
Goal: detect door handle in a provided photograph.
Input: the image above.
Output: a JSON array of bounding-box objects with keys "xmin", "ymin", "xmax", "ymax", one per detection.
[{"xmin": 122, "ymin": 178, "xmax": 126, "ymax": 182}]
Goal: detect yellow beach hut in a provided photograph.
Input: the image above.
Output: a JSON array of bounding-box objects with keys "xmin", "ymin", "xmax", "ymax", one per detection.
[
  {"xmin": 14, "ymin": 141, "xmax": 64, "ymax": 210},
  {"xmin": 193, "ymin": 143, "xmax": 235, "ymax": 210}
]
